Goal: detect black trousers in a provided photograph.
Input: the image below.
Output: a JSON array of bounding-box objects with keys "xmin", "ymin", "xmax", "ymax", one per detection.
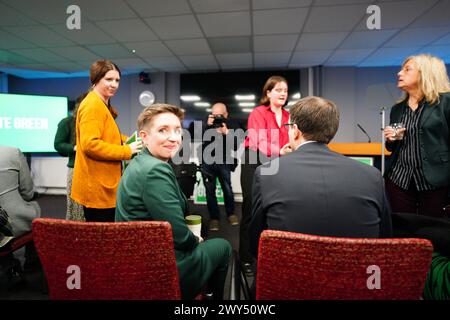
[
  {"xmin": 385, "ymin": 179, "xmax": 449, "ymax": 218},
  {"xmin": 239, "ymin": 149, "xmax": 264, "ymax": 264},
  {"xmin": 83, "ymin": 207, "xmax": 116, "ymax": 222}
]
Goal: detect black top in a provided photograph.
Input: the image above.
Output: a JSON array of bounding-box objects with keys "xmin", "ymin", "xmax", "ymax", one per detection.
[
  {"xmin": 388, "ymin": 100, "xmax": 434, "ymax": 191},
  {"xmin": 200, "ymin": 118, "xmax": 242, "ymax": 169}
]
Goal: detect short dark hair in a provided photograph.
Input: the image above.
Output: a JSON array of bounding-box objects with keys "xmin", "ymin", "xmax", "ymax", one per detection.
[
  {"xmin": 290, "ymin": 96, "xmax": 339, "ymax": 144},
  {"xmin": 90, "ymin": 59, "xmax": 121, "ymax": 86},
  {"xmin": 259, "ymin": 76, "xmax": 288, "ymax": 106},
  {"xmin": 137, "ymin": 104, "xmax": 185, "ymax": 131}
]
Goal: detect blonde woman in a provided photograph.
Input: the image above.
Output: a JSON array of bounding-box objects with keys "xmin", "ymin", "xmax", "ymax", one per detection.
[{"xmin": 384, "ymin": 54, "xmax": 450, "ymax": 217}]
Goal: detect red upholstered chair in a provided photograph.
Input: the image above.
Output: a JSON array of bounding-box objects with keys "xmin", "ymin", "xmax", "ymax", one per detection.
[
  {"xmin": 256, "ymin": 230, "xmax": 433, "ymax": 300},
  {"xmin": 32, "ymin": 218, "xmax": 181, "ymax": 300}
]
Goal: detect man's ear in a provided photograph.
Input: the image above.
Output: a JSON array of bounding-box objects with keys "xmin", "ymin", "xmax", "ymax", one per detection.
[
  {"xmin": 139, "ymin": 130, "xmax": 147, "ymax": 140},
  {"xmin": 293, "ymin": 124, "xmax": 302, "ymax": 140}
]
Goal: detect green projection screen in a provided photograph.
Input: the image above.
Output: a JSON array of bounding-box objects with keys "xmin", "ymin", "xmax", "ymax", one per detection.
[{"xmin": 0, "ymin": 93, "xmax": 68, "ymax": 152}]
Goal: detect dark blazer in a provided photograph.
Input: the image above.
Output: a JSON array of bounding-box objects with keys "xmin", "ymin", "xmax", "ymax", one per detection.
[
  {"xmin": 385, "ymin": 92, "xmax": 450, "ymax": 188},
  {"xmin": 115, "ymin": 148, "xmax": 217, "ymax": 299},
  {"xmin": 249, "ymin": 142, "xmax": 393, "ymax": 257}
]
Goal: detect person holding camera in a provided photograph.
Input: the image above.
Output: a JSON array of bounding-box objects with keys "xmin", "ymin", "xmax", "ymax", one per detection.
[{"xmin": 201, "ymin": 102, "xmax": 240, "ymax": 232}]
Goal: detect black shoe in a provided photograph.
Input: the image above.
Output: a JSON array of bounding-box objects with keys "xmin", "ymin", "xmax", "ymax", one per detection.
[
  {"xmin": 6, "ymin": 267, "xmax": 26, "ymax": 292},
  {"xmin": 23, "ymin": 258, "xmax": 41, "ymax": 273},
  {"xmin": 242, "ymin": 262, "xmax": 254, "ymax": 276}
]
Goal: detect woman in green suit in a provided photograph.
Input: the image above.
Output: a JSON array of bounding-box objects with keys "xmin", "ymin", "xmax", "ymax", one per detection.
[
  {"xmin": 384, "ymin": 54, "xmax": 450, "ymax": 217},
  {"xmin": 115, "ymin": 104, "xmax": 231, "ymax": 300}
]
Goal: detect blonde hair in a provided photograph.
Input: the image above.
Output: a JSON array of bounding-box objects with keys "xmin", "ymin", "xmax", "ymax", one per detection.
[
  {"xmin": 137, "ymin": 104, "xmax": 184, "ymax": 131},
  {"xmin": 399, "ymin": 54, "xmax": 450, "ymax": 105}
]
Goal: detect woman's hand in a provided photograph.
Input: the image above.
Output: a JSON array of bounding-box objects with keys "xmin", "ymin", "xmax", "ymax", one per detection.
[
  {"xmin": 129, "ymin": 140, "xmax": 143, "ymax": 154},
  {"xmin": 280, "ymin": 142, "xmax": 293, "ymax": 156},
  {"xmin": 384, "ymin": 126, "xmax": 396, "ymax": 142}
]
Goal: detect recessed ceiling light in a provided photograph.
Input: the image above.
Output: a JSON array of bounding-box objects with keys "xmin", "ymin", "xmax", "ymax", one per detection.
[
  {"xmin": 180, "ymin": 95, "xmax": 201, "ymax": 101},
  {"xmin": 239, "ymin": 102, "xmax": 255, "ymax": 107},
  {"xmin": 194, "ymin": 102, "xmax": 210, "ymax": 107},
  {"xmin": 235, "ymin": 94, "xmax": 255, "ymax": 101}
]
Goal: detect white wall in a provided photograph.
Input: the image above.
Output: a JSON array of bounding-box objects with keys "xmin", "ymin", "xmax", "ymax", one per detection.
[{"xmin": 321, "ymin": 66, "xmax": 401, "ymax": 143}]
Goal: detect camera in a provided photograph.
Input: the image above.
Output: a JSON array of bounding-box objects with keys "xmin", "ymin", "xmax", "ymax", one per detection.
[{"xmin": 211, "ymin": 114, "xmax": 227, "ymax": 128}]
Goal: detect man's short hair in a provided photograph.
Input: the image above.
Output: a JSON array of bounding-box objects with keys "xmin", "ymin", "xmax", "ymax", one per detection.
[{"xmin": 290, "ymin": 96, "xmax": 339, "ymax": 144}]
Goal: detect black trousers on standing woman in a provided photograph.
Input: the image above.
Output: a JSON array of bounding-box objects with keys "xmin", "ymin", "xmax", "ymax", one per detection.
[{"xmin": 239, "ymin": 148, "xmax": 264, "ymax": 265}]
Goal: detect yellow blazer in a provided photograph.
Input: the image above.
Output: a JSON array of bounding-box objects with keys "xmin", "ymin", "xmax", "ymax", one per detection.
[{"xmin": 71, "ymin": 91, "xmax": 131, "ymax": 209}]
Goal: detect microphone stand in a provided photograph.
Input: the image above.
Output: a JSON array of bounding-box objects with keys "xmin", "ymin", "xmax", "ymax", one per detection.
[{"xmin": 380, "ymin": 107, "xmax": 386, "ymax": 175}]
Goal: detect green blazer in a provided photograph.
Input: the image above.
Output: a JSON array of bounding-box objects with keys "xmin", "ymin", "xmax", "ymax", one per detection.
[
  {"xmin": 386, "ymin": 92, "xmax": 450, "ymax": 188},
  {"xmin": 54, "ymin": 116, "xmax": 76, "ymax": 168},
  {"xmin": 115, "ymin": 148, "xmax": 210, "ymax": 299}
]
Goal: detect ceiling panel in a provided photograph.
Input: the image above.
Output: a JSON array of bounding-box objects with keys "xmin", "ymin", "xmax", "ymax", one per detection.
[
  {"xmin": 86, "ymin": 44, "xmax": 134, "ymax": 59},
  {"xmin": 0, "ymin": 30, "xmax": 35, "ymax": 49},
  {"xmin": 354, "ymin": 0, "xmax": 439, "ymax": 31},
  {"xmin": 383, "ymin": 27, "xmax": 450, "ymax": 47},
  {"xmin": 180, "ymin": 55, "xmax": 218, "ymax": 69},
  {"xmin": 0, "ymin": 2, "xmax": 37, "ymax": 27},
  {"xmin": 46, "ymin": 46, "xmax": 100, "ymax": 61},
  {"xmin": 254, "ymin": 34, "xmax": 298, "ymax": 52},
  {"xmin": 410, "ymin": 0, "xmax": 450, "ymax": 28},
  {"xmin": 254, "ymin": 52, "xmax": 291, "ymax": 67},
  {"xmin": 340, "ymin": 29, "xmax": 400, "ymax": 49},
  {"xmin": 10, "ymin": 48, "xmax": 69, "ymax": 63},
  {"xmin": 123, "ymin": 41, "xmax": 172, "ymax": 58},
  {"xmin": 253, "ymin": 8, "xmax": 309, "ymax": 35},
  {"xmin": 252, "ymin": 0, "xmax": 312, "ymax": 10},
  {"xmin": 49, "ymin": 23, "xmax": 116, "ymax": 45},
  {"xmin": 360, "ymin": 47, "xmax": 422, "ymax": 66},
  {"xmin": 3, "ymin": 25, "xmax": 74, "ymax": 47},
  {"xmin": 315, "ymin": 0, "xmax": 373, "ymax": 4},
  {"xmin": 0, "ymin": 49, "xmax": 38, "ymax": 64},
  {"xmin": 303, "ymin": 4, "xmax": 367, "ymax": 33},
  {"xmin": 197, "ymin": 12, "xmax": 251, "ymax": 37},
  {"xmin": 75, "ymin": 0, "xmax": 137, "ymax": 20},
  {"xmin": 165, "ymin": 38, "xmax": 211, "ymax": 55},
  {"xmin": 326, "ymin": 49, "xmax": 374, "ymax": 64},
  {"xmin": 126, "ymin": 0, "xmax": 191, "ymax": 17},
  {"xmin": 291, "ymin": 50, "xmax": 332, "ymax": 65},
  {"xmin": 190, "ymin": 0, "xmax": 250, "ymax": 13},
  {"xmin": 145, "ymin": 15, "xmax": 203, "ymax": 40},
  {"xmin": 432, "ymin": 31, "xmax": 450, "ymax": 45},
  {"xmin": 209, "ymin": 37, "xmax": 251, "ymax": 54},
  {"xmin": 95, "ymin": 19, "xmax": 158, "ymax": 42},
  {"xmin": 296, "ymin": 32, "xmax": 348, "ymax": 51},
  {"xmin": 2, "ymin": 0, "xmax": 68, "ymax": 24},
  {"xmin": 144, "ymin": 56, "xmax": 185, "ymax": 69},
  {"xmin": 50, "ymin": 62, "xmax": 85, "ymax": 72},
  {"xmin": 216, "ymin": 53, "xmax": 252, "ymax": 67}
]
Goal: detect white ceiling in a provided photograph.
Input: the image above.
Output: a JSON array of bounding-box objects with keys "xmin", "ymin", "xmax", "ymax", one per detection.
[{"xmin": 0, "ymin": 0, "xmax": 449, "ymax": 77}]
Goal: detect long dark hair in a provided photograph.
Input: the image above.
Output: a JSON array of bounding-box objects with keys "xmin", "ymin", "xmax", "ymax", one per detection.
[
  {"xmin": 89, "ymin": 59, "xmax": 121, "ymax": 119},
  {"xmin": 259, "ymin": 75, "xmax": 288, "ymax": 106},
  {"xmin": 71, "ymin": 92, "xmax": 88, "ymax": 144}
]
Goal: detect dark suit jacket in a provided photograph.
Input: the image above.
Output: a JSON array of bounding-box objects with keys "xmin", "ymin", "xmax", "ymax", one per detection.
[
  {"xmin": 385, "ymin": 92, "xmax": 450, "ymax": 188},
  {"xmin": 249, "ymin": 142, "xmax": 393, "ymax": 257}
]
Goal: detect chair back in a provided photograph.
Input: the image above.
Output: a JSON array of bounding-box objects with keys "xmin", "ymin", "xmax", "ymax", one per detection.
[
  {"xmin": 32, "ymin": 218, "xmax": 181, "ymax": 300},
  {"xmin": 256, "ymin": 230, "xmax": 433, "ymax": 300}
]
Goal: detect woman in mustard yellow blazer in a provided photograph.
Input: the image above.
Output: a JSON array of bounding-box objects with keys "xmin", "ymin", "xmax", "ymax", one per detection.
[{"xmin": 71, "ymin": 60, "xmax": 142, "ymax": 222}]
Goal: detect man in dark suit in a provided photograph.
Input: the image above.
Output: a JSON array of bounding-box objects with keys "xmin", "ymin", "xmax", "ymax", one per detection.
[{"xmin": 249, "ymin": 96, "xmax": 393, "ymax": 257}]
